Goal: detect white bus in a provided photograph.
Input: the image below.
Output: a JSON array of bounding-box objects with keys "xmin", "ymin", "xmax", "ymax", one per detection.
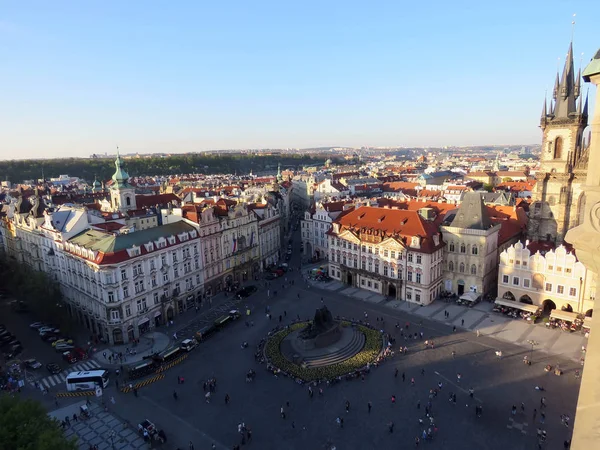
[{"xmin": 65, "ymin": 370, "xmax": 109, "ymax": 391}]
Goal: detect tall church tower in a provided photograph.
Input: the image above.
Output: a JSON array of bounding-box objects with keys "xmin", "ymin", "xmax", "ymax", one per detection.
[
  {"xmin": 528, "ymin": 42, "xmax": 589, "ymax": 243},
  {"xmin": 109, "ymin": 150, "xmax": 137, "ymax": 212}
]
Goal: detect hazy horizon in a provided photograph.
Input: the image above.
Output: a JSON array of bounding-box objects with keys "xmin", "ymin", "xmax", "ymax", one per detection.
[{"xmin": 1, "ymin": 1, "xmax": 598, "ymax": 159}]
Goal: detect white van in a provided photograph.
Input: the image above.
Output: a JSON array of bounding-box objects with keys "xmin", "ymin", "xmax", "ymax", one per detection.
[{"xmin": 180, "ymin": 338, "xmax": 198, "ymax": 352}]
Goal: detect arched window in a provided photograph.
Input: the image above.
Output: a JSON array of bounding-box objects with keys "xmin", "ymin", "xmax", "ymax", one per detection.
[
  {"xmin": 459, "ymin": 263, "xmax": 465, "ymax": 273},
  {"xmin": 554, "ymin": 137, "xmax": 563, "ymax": 159},
  {"xmin": 472, "ymin": 246, "xmax": 478, "ymax": 255},
  {"xmin": 126, "ymin": 196, "xmax": 131, "ymax": 206},
  {"xmin": 470, "ymin": 264, "xmax": 477, "ymax": 275},
  {"xmin": 449, "ymin": 242, "xmax": 455, "ymax": 252},
  {"xmin": 460, "ymin": 244, "xmax": 466, "ymax": 254},
  {"xmin": 448, "ymin": 261, "xmax": 454, "ymax": 271}
]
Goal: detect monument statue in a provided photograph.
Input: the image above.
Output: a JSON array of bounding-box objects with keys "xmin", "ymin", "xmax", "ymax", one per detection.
[{"xmin": 300, "ymin": 306, "xmax": 335, "ymax": 340}]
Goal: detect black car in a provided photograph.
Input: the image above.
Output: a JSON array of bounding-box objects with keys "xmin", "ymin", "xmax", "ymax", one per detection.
[
  {"xmin": 1, "ymin": 339, "xmax": 20, "ymax": 349},
  {"xmin": 235, "ymin": 285, "xmax": 257, "ymax": 298},
  {"xmin": 46, "ymin": 363, "xmax": 62, "ymax": 375},
  {"xmin": 3, "ymin": 345, "xmax": 23, "ymax": 359},
  {"xmin": 41, "ymin": 334, "xmax": 60, "ymax": 343},
  {"xmin": 0, "ymin": 334, "xmax": 15, "ymax": 343}
]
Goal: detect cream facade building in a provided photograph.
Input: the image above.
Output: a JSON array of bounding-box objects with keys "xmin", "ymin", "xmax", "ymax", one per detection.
[
  {"xmin": 328, "ymin": 206, "xmax": 445, "ymax": 305},
  {"xmin": 498, "ymin": 241, "xmax": 595, "ymax": 316}
]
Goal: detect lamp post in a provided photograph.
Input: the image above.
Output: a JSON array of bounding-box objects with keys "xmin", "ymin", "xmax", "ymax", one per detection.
[
  {"xmin": 108, "ymin": 429, "xmax": 116, "ymax": 449},
  {"xmin": 527, "ymin": 339, "xmax": 538, "ymax": 363}
]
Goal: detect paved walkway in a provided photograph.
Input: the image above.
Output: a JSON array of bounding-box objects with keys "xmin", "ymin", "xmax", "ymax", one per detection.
[
  {"xmin": 49, "ymin": 400, "xmax": 147, "ymax": 450},
  {"xmin": 308, "ymin": 277, "xmax": 588, "ymax": 363}
]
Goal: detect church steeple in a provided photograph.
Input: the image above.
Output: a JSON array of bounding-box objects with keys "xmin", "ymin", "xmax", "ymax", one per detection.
[
  {"xmin": 540, "ymin": 97, "xmax": 548, "ymax": 127},
  {"xmin": 111, "ymin": 147, "xmax": 130, "ymax": 188},
  {"xmin": 554, "ymin": 42, "xmax": 579, "ymax": 119}
]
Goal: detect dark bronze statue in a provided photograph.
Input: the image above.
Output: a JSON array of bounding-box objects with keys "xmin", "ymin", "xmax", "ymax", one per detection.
[{"xmin": 300, "ymin": 306, "xmax": 334, "ymax": 339}]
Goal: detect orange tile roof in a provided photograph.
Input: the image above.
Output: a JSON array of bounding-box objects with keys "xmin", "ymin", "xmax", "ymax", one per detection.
[
  {"xmin": 486, "ymin": 205, "xmax": 528, "ymax": 245},
  {"xmin": 333, "ymin": 206, "xmax": 443, "ymax": 253}
]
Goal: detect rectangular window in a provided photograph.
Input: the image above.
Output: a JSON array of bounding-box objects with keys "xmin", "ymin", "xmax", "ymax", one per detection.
[
  {"xmin": 415, "ymin": 293, "xmax": 421, "ymax": 303},
  {"xmin": 502, "ymin": 275, "xmax": 509, "ymax": 284},
  {"xmin": 123, "ymin": 285, "xmax": 129, "ymax": 298},
  {"xmin": 172, "ymin": 251, "xmax": 178, "ymax": 262},
  {"xmin": 134, "ymin": 281, "xmax": 144, "ymax": 294},
  {"xmin": 565, "ymin": 268, "xmax": 572, "ymax": 274},
  {"xmin": 406, "ymin": 289, "xmax": 412, "ymax": 300},
  {"xmin": 161, "ymin": 254, "xmax": 167, "ymax": 266},
  {"xmin": 557, "ymin": 267, "xmax": 562, "ymax": 272},
  {"xmin": 416, "ymin": 273, "xmax": 421, "ymax": 283},
  {"xmin": 105, "ymin": 273, "xmax": 113, "ymax": 284},
  {"xmin": 569, "ymin": 287, "xmax": 577, "ymax": 297},
  {"xmin": 513, "ymin": 277, "xmax": 519, "ymax": 286},
  {"xmin": 163, "ymin": 273, "xmax": 169, "ymax": 282},
  {"xmin": 408, "ymin": 253, "xmax": 413, "ymax": 263},
  {"xmin": 361, "ymin": 279, "xmax": 365, "ymax": 286},
  {"xmin": 136, "ymin": 299, "xmax": 144, "ymax": 312},
  {"xmin": 407, "ymin": 271, "xmax": 413, "ymax": 282},
  {"xmin": 557, "ymin": 285, "xmax": 564, "ymax": 295},
  {"xmin": 384, "ymin": 250, "xmax": 389, "ymax": 257},
  {"xmin": 121, "ymin": 269, "xmax": 127, "ymax": 280},
  {"xmin": 523, "ymin": 279, "xmax": 530, "ymax": 288},
  {"xmin": 374, "ymin": 283, "xmax": 378, "ymax": 290},
  {"xmin": 107, "ymin": 291, "xmax": 115, "ymax": 303},
  {"xmin": 548, "ymin": 265, "xmax": 553, "ymax": 270},
  {"xmin": 416, "ymin": 255, "xmax": 422, "ymax": 264},
  {"xmin": 391, "ymin": 268, "xmax": 395, "ymax": 278},
  {"xmin": 125, "ymin": 304, "xmax": 131, "ymax": 317},
  {"xmin": 545, "ymin": 283, "xmax": 552, "ymax": 292},
  {"xmin": 154, "ymin": 292, "xmax": 159, "ymax": 305},
  {"xmin": 522, "ymin": 260, "xmax": 528, "ymax": 267},
  {"xmin": 150, "ymin": 260, "xmax": 155, "ymax": 270},
  {"xmin": 367, "ymin": 281, "xmax": 372, "ymax": 287},
  {"xmin": 384, "ymin": 266, "xmax": 389, "ymax": 277},
  {"xmin": 362, "ymin": 261, "xmax": 366, "ymax": 270},
  {"xmin": 174, "ymin": 267, "xmax": 179, "ymax": 278},
  {"xmin": 391, "ymin": 251, "xmax": 395, "ymax": 259}
]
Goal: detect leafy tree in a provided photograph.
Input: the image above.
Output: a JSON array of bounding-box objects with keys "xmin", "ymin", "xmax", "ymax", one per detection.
[
  {"xmin": 502, "ymin": 177, "xmax": 513, "ymax": 182},
  {"xmin": 0, "ymin": 153, "xmax": 334, "ymax": 183},
  {"xmin": 0, "ymin": 395, "xmax": 78, "ymax": 450},
  {"xmin": 482, "ymin": 183, "xmax": 494, "ymax": 192},
  {"xmin": 0, "ymin": 257, "xmax": 73, "ymax": 333}
]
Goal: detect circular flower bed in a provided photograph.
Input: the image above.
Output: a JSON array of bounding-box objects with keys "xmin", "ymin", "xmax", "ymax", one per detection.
[{"xmin": 264, "ymin": 321, "xmax": 384, "ymax": 382}]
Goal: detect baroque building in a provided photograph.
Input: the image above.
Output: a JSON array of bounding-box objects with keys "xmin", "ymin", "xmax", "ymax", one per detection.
[
  {"xmin": 327, "ymin": 205, "xmax": 445, "ymax": 305},
  {"xmin": 528, "ymin": 41, "xmax": 589, "ymax": 243}
]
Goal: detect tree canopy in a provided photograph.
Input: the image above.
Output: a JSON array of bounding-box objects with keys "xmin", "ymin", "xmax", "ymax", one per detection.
[
  {"xmin": 0, "ymin": 153, "xmax": 332, "ymax": 184},
  {"xmin": 0, "ymin": 395, "xmax": 78, "ymax": 450},
  {"xmin": 0, "ymin": 257, "xmax": 73, "ymax": 333}
]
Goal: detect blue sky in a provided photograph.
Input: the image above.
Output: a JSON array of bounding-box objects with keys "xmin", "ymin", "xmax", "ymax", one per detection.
[{"xmin": 1, "ymin": 1, "xmax": 599, "ymax": 159}]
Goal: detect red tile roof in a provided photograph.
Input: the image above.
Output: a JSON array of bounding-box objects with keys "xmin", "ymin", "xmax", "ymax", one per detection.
[
  {"xmin": 486, "ymin": 205, "xmax": 528, "ymax": 245},
  {"xmin": 332, "ymin": 206, "xmax": 443, "ymax": 253},
  {"xmin": 135, "ymin": 194, "xmax": 180, "ymax": 209}
]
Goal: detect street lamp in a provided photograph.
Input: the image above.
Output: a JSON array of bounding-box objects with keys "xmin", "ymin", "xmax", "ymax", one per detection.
[{"xmin": 527, "ymin": 339, "xmax": 538, "ymax": 363}]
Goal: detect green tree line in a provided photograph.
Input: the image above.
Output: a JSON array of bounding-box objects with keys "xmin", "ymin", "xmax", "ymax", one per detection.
[{"xmin": 0, "ymin": 153, "xmax": 332, "ymax": 184}]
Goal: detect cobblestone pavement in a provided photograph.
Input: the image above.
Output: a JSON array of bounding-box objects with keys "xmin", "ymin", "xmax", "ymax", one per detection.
[
  {"xmin": 50, "ymin": 400, "xmax": 147, "ymax": 450},
  {"xmin": 308, "ymin": 276, "xmax": 588, "ymax": 363}
]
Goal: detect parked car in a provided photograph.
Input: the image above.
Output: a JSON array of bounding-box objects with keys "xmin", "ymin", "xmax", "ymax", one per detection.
[
  {"xmin": 39, "ymin": 327, "xmax": 60, "ymax": 335},
  {"xmin": 41, "ymin": 334, "xmax": 60, "ymax": 343},
  {"xmin": 54, "ymin": 343, "xmax": 75, "ymax": 352},
  {"xmin": 52, "ymin": 338, "xmax": 74, "ymax": 347},
  {"xmin": 24, "ymin": 359, "xmax": 43, "ymax": 370},
  {"xmin": 3, "ymin": 345, "xmax": 23, "ymax": 359},
  {"xmin": 29, "ymin": 322, "xmax": 46, "ymax": 329},
  {"xmin": 235, "ymin": 285, "xmax": 257, "ymax": 298},
  {"xmin": 72, "ymin": 347, "xmax": 88, "ymax": 360},
  {"xmin": 62, "ymin": 351, "xmax": 77, "ymax": 364},
  {"xmin": 46, "ymin": 363, "xmax": 62, "ymax": 374},
  {"xmin": 1, "ymin": 339, "xmax": 20, "ymax": 349}
]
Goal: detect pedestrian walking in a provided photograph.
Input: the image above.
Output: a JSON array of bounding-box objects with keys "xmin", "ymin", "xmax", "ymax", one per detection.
[
  {"xmin": 110, "ymin": 396, "xmax": 115, "ymax": 405},
  {"xmin": 421, "ymin": 368, "xmax": 425, "ymax": 376},
  {"xmin": 461, "ymin": 319, "xmax": 464, "ymax": 326},
  {"xmin": 511, "ymin": 405, "xmax": 517, "ymax": 415},
  {"xmin": 189, "ymin": 441, "xmax": 195, "ymax": 450},
  {"xmin": 453, "ymin": 326, "xmax": 456, "ymax": 332},
  {"xmin": 417, "ymin": 400, "xmax": 420, "ymax": 409},
  {"xmin": 103, "ymin": 351, "xmax": 107, "ymax": 360},
  {"xmin": 388, "ymin": 421, "xmax": 394, "ymax": 433},
  {"xmin": 281, "ymin": 406, "xmax": 286, "ymax": 419},
  {"xmin": 368, "ymin": 401, "xmax": 372, "ymax": 413},
  {"xmin": 225, "ymin": 393, "xmax": 230, "ymax": 404},
  {"xmin": 345, "ymin": 400, "xmax": 350, "ymax": 412},
  {"xmin": 391, "ymin": 395, "xmax": 396, "ymax": 404},
  {"xmin": 521, "ymin": 402, "xmax": 525, "ymax": 413},
  {"xmin": 411, "ymin": 377, "xmax": 415, "ymax": 386},
  {"xmin": 533, "ymin": 408, "xmax": 537, "ymax": 421},
  {"xmin": 476, "ymin": 329, "xmax": 480, "ymax": 337},
  {"xmin": 402, "ymin": 372, "xmax": 406, "ymax": 382},
  {"xmin": 540, "ymin": 412, "xmax": 546, "ymax": 424},
  {"xmin": 394, "ymin": 368, "xmax": 398, "ymax": 378}
]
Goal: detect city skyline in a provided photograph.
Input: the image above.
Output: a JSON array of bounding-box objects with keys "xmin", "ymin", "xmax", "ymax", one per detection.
[{"xmin": 1, "ymin": 1, "xmax": 599, "ymax": 159}]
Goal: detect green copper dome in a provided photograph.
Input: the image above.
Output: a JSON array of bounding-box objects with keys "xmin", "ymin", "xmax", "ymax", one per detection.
[{"xmin": 111, "ymin": 152, "xmax": 131, "ymax": 188}]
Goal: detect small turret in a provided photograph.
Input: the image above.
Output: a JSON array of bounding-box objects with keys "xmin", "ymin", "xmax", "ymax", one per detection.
[
  {"xmin": 553, "ymin": 73, "xmax": 559, "ymax": 99},
  {"xmin": 540, "ymin": 97, "xmax": 548, "ymax": 127}
]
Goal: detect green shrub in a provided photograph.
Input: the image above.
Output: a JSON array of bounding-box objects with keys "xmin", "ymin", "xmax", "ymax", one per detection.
[{"xmin": 264, "ymin": 322, "xmax": 383, "ymax": 381}]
